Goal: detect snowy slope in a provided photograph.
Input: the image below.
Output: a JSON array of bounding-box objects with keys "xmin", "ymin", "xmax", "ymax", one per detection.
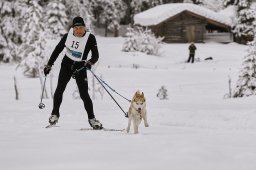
[{"xmin": 1, "ymin": 37, "xmax": 256, "ymax": 170}]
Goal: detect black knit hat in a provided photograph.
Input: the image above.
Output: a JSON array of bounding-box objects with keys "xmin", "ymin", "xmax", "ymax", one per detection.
[{"xmin": 72, "ymin": 17, "xmax": 85, "ymax": 27}]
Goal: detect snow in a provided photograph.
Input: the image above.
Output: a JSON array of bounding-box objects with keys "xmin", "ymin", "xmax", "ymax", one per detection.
[
  {"xmin": 1, "ymin": 36, "xmax": 256, "ymax": 170},
  {"xmin": 134, "ymin": 3, "xmax": 233, "ymax": 26},
  {"xmin": 218, "ymin": 5, "xmax": 237, "ymax": 20},
  {"xmin": 253, "ymin": 2, "xmax": 256, "ymax": 9}
]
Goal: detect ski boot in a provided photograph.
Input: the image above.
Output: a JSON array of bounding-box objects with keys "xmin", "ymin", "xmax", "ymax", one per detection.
[
  {"xmin": 89, "ymin": 118, "xmax": 103, "ymax": 130},
  {"xmin": 49, "ymin": 115, "xmax": 59, "ymax": 125}
]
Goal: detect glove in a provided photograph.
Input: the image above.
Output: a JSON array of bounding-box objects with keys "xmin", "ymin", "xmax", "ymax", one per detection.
[
  {"xmin": 84, "ymin": 62, "xmax": 92, "ymax": 70},
  {"xmin": 44, "ymin": 65, "xmax": 51, "ymax": 76}
]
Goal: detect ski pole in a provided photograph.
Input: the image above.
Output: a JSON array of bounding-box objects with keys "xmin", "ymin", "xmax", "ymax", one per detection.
[
  {"xmin": 38, "ymin": 77, "xmax": 47, "ymax": 109},
  {"xmin": 88, "ymin": 69, "xmax": 128, "ymax": 118}
]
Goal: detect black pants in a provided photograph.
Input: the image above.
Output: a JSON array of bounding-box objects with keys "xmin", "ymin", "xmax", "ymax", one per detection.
[
  {"xmin": 187, "ymin": 53, "xmax": 195, "ymax": 63},
  {"xmin": 51, "ymin": 57, "xmax": 95, "ymax": 119}
]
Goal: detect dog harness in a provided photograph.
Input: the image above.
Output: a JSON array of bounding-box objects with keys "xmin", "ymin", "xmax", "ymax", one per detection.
[
  {"xmin": 131, "ymin": 105, "xmax": 143, "ymax": 120},
  {"xmin": 65, "ymin": 28, "xmax": 90, "ymax": 61}
]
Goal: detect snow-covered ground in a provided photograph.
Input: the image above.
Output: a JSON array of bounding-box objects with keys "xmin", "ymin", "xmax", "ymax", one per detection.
[{"xmin": 1, "ymin": 37, "xmax": 256, "ymax": 170}]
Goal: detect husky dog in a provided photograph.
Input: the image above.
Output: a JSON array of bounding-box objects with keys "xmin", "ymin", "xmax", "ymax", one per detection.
[{"xmin": 127, "ymin": 91, "xmax": 149, "ymax": 134}]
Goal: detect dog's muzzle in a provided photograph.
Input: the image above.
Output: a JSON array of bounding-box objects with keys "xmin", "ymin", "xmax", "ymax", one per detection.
[{"xmin": 138, "ymin": 108, "xmax": 141, "ymax": 113}]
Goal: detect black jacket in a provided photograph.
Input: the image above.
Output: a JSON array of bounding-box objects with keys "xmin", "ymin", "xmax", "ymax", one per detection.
[
  {"xmin": 47, "ymin": 33, "xmax": 99, "ymax": 66},
  {"xmin": 189, "ymin": 44, "xmax": 197, "ymax": 54}
]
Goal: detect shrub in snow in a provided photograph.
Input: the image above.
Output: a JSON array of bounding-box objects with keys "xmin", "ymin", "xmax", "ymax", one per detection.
[
  {"xmin": 233, "ymin": 35, "xmax": 256, "ymax": 97},
  {"xmin": 122, "ymin": 26, "xmax": 164, "ymax": 56},
  {"xmin": 157, "ymin": 86, "xmax": 168, "ymax": 100}
]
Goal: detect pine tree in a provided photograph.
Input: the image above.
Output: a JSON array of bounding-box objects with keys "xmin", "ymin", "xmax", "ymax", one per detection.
[
  {"xmin": 233, "ymin": 34, "xmax": 256, "ymax": 97},
  {"xmin": 64, "ymin": 0, "xmax": 93, "ymax": 31},
  {"xmin": 191, "ymin": 0, "xmax": 203, "ymax": 4},
  {"xmin": 90, "ymin": 0, "xmax": 126, "ymax": 36},
  {"xmin": 45, "ymin": 0, "xmax": 68, "ymax": 38},
  {"xmin": 101, "ymin": 0, "xmax": 118, "ymax": 37},
  {"xmin": 223, "ymin": 0, "xmax": 256, "ymax": 44},
  {"xmin": 0, "ymin": 0, "xmax": 22, "ymax": 63},
  {"xmin": 102, "ymin": 0, "xmax": 126, "ymax": 37},
  {"xmin": 89, "ymin": 0, "xmax": 104, "ymax": 27},
  {"xmin": 122, "ymin": 27, "xmax": 138, "ymax": 52},
  {"xmin": 233, "ymin": 0, "xmax": 256, "ymax": 44},
  {"xmin": 19, "ymin": 0, "xmax": 47, "ymax": 77}
]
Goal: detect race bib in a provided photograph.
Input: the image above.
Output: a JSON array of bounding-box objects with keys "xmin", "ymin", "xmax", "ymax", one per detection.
[{"xmin": 65, "ymin": 28, "xmax": 90, "ymax": 61}]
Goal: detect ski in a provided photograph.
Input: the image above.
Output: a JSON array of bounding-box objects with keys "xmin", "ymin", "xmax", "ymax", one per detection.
[
  {"xmin": 45, "ymin": 124, "xmax": 60, "ymax": 128},
  {"xmin": 80, "ymin": 127, "xmax": 125, "ymax": 132},
  {"xmin": 45, "ymin": 125, "xmax": 124, "ymax": 132}
]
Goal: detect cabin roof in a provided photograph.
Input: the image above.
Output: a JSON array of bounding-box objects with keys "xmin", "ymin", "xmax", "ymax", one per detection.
[{"xmin": 134, "ymin": 3, "xmax": 232, "ymax": 27}]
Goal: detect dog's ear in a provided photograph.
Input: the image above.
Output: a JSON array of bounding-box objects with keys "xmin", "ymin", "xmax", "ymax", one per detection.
[
  {"xmin": 135, "ymin": 90, "xmax": 140, "ymax": 95},
  {"xmin": 132, "ymin": 91, "xmax": 138, "ymax": 100},
  {"xmin": 142, "ymin": 92, "xmax": 146, "ymax": 102}
]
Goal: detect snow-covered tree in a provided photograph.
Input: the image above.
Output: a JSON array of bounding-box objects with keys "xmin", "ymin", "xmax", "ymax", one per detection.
[
  {"xmin": 193, "ymin": 0, "xmax": 203, "ymax": 4},
  {"xmin": 122, "ymin": 27, "xmax": 138, "ymax": 52},
  {"xmin": 89, "ymin": 0, "xmax": 104, "ymax": 27},
  {"xmin": 122, "ymin": 26, "xmax": 164, "ymax": 56},
  {"xmin": 233, "ymin": 34, "xmax": 256, "ymax": 97},
  {"xmin": 45, "ymin": 0, "xmax": 68, "ymax": 38},
  {"xmin": 64, "ymin": 0, "xmax": 93, "ymax": 31},
  {"xmin": 0, "ymin": 0, "xmax": 22, "ymax": 63},
  {"xmin": 184, "ymin": 0, "xmax": 224, "ymax": 11},
  {"xmin": 223, "ymin": 0, "xmax": 256, "ymax": 43},
  {"xmin": 19, "ymin": 0, "xmax": 47, "ymax": 77},
  {"xmin": 108, "ymin": 0, "xmax": 126, "ymax": 36},
  {"xmin": 157, "ymin": 86, "xmax": 168, "ymax": 100},
  {"xmin": 90, "ymin": 0, "xmax": 126, "ymax": 37},
  {"xmin": 131, "ymin": 0, "xmax": 163, "ymax": 12},
  {"xmin": 233, "ymin": 0, "xmax": 256, "ymax": 44},
  {"xmin": 102, "ymin": 0, "xmax": 126, "ymax": 36},
  {"xmin": 130, "ymin": 0, "xmax": 163, "ymax": 23},
  {"xmin": 223, "ymin": 0, "xmax": 239, "ymax": 7}
]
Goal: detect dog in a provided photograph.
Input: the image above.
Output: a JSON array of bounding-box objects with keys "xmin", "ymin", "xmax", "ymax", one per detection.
[
  {"xmin": 126, "ymin": 90, "xmax": 149, "ymax": 134},
  {"xmin": 204, "ymin": 56, "xmax": 213, "ymax": 61}
]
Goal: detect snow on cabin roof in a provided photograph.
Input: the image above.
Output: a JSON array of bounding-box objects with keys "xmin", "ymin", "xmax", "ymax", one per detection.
[
  {"xmin": 218, "ymin": 5, "xmax": 236, "ymax": 20},
  {"xmin": 252, "ymin": 2, "xmax": 256, "ymax": 10},
  {"xmin": 134, "ymin": 3, "xmax": 232, "ymax": 27}
]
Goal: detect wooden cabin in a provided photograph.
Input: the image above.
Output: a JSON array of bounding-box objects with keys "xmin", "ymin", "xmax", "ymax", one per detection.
[{"xmin": 134, "ymin": 3, "xmax": 233, "ymax": 43}]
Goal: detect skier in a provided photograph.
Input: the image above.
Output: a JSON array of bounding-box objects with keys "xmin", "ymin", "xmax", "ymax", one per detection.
[
  {"xmin": 43, "ymin": 16, "xmax": 103, "ymax": 129},
  {"xmin": 187, "ymin": 42, "xmax": 197, "ymax": 63}
]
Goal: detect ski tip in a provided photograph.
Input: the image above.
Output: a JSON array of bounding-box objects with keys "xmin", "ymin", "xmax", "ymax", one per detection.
[{"xmin": 45, "ymin": 124, "xmax": 59, "ymax": 128}]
